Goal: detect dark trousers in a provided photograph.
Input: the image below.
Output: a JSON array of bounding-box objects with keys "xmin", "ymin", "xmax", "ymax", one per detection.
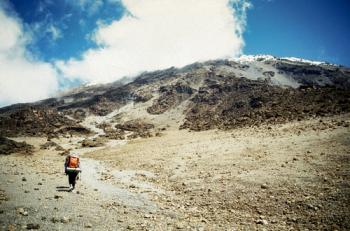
[{"xmin": 68, "ymin": 172, "xmax": 78, "ymax": 187}]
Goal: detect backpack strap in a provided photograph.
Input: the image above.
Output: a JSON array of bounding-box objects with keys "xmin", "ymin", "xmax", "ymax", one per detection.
[{"xmin": 67, "ymin": 156, "xmax": 71, "ymax": 167}]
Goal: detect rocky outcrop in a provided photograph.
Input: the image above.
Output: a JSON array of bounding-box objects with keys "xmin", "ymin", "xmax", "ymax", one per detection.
[
  {"xmin": 0, "ymin": 137, "xmax": 34, "ymax": 155},
  {"xmin": 116, "ymin": 120, "xmax": 155, "ymax": 131},
  {"xmin": 147, "ymin": 82, "xmax": 195, "ymax": 114},
  {"xmin": 102, "ymin": 129, "xmax": 126, "ymax": 140},
  {"xmin": 96, "ymin": 123, "xmax": 126, "ymax": 140},
  {"xmin": 0, "ymin": 107, "xmax": 87, "ymax": 137},
  {"xmin": 132, "ymin": 91, "xmax": 153, "ymax": 103},
  {"xmin": 181, "ymin": 76, "xmax": 350, "ymax": 131},
  {"xmin": 274, "ymin": 61, "xmax": 350, "ymax": 89},
  {"xmin": 81, "ymin": 137, "xmax": 106, "ymax": 147},
  {"xmin": 40, "ymin": 141, "xmax": 64, "ymax": 151},
  {"xmin": 115, "ymin": 120, "xmax": 155, "ymax": 139},
  {"xmin": 263, "ymin": 71, "xmax": 275, "ymax": 78},
  {"xmin": 54, "ymin": 126, "xmax": 91, "ymax": 136}
]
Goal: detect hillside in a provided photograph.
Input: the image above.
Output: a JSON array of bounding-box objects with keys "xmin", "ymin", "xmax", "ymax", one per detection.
[
  {"xmin": 1, "ymin": 56, "xmax": 349, "ymax": 137},
  {"xmin": 0, "ymin": 56, "xmax": 349, "ymax": 230}
]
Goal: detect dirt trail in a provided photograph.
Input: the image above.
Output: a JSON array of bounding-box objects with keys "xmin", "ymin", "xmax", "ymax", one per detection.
[
  {"xmin": 61, "ymin": 110, "xmax": 164, "ymax": 211},
  {"xmin": 1, "ymin": 114, "xmax": 350, "ymax": 230},
  {"xmin": 0, "ymin": 109, "xmax": 168, "ymax": 230}
]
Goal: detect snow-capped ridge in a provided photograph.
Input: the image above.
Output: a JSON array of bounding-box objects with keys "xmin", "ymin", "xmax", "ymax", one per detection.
[
  {"xmin": 233, "ymin": 54, "xmax": 275, "ymax": 63},
  {"xmin": 281, "ymin": 57, "xmax": 327, "ymax": 66},
  {"xmin": 235, "ymin": 54, "xmax": 333, "ymax": 66}
]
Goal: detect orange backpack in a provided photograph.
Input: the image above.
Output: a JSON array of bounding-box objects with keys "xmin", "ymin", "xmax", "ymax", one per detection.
[{"xmin": 68, "ymin": 156, "xmax": 79, "ymax": 168}]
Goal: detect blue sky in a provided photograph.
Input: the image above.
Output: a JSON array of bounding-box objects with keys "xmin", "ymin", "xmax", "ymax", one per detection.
[
  {"xmin": 245, "ymin": 0, "xmax": 350, "ymax": 66},
  {"xmin": 7, "ymin": 0, "xmax": 350, "ymax": 66},
  {"xmin": 0, "ymin": 0, "xmax": 349, "ymax": 106},
  {"xmin": 8, "ymin": 0, "xmax": 125, "ymax": 61}
]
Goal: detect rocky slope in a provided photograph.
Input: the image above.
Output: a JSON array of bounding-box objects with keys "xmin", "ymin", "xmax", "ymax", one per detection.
[
  {"xmin": 0, "ymin": 106, "xmax": 90, "ymax": 137},
  {"xmin": 1, "ymin": 56, "xmax": 350, "ymax": 230},
  {"xmin": 0, "ymin": 56, "xmax": 349, "ymax": 137}
]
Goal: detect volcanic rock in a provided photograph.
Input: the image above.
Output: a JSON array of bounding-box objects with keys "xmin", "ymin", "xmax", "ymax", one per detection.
[
  {"xmin": 147, "ymin": 82, "xmax": 195, "ymax": 114},
  {"xmin": 0, "ymin": 137, "xmax": 33, "ymax": 155}
]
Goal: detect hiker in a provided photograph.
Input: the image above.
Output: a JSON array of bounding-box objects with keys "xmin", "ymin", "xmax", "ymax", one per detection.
[{"xmin": 64, "ymin": 154, "xmax": 81, "ymax": 191}]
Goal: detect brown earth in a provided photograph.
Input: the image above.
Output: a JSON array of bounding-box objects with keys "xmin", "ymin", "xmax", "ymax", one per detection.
[
  {"xmin": 0, "ymin": 137, "xmax": 33, "ymax": 155},
  {"xmin": 90, "ymin": 114, "xmax": 350, "ymax": 230},
  {"xmin": 0, "ymin": 115, "xmax": 349, "ymax": 230}
]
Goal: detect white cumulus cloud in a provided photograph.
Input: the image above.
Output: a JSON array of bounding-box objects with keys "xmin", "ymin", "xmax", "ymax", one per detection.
[
  {"xmin": 0, "ymin": 4, "xmax": 59, "ymax": 107},
  {"xmin": 57, "ymin": 0, "xmax": 251, "ymax": 84}
]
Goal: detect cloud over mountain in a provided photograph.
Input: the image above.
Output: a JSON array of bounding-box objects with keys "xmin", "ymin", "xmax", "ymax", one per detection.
[
  {"xmin": 0, "ymin": 0, "xmax": 250, "ymax": 107},
  {"xmin": 57, "ymin": 0, "xmax": 251, "ymax": 84}
]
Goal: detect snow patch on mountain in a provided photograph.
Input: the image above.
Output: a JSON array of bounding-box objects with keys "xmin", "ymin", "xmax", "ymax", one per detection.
[{"xmin": 235, "ymin": 54, "xmax": 332, "ymax": 66}]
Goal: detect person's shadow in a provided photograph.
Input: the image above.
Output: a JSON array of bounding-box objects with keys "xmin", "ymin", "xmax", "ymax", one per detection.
[{"xmin": 56, "ymin": 186, "xmax": 72, "ymax": 192}]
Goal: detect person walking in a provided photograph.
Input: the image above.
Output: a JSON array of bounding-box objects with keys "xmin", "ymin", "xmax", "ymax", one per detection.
[{"xmin": 64, "ymin": 153, "xmax": 81, "ymax": 191}]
